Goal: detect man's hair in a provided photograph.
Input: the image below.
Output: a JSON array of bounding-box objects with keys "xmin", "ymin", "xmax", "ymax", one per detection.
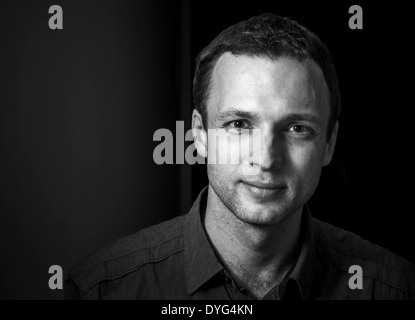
[{"xmin": 193, "ymin": 13, "xmax": 341, "ymax": 140}]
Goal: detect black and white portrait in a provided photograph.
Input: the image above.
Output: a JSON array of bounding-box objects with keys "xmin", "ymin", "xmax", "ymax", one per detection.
[{"xmin": 0, "ymin": 0, "xmax": 414, "ymax": 302}]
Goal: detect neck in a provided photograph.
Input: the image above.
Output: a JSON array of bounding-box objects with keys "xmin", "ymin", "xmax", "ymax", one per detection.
[{"xmin": 204, "ymin": 184, "xmax": 302, "ymax": 299}]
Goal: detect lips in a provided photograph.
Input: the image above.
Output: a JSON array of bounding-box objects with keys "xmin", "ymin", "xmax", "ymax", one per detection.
[
  {"xmin": 241, "ymin": 180, "xmax": 286, "ymax": 198},
  {"xmin": 243, "ymin": 181, "xmax": 285, "ymax": 189}
]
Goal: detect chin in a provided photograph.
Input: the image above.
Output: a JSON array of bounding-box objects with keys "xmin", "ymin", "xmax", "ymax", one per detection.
[
  {"xmin": 234, "ymin": 201, "xmax": 294, "ymax": 226},
  {"xmin": 209, "ymin": 179, "xmax": 303, "ymax": 226}
]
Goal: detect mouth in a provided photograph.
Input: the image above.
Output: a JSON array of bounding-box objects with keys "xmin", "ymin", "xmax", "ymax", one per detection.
[{"xmin": 241, "ymin": 181, "xmax": 286, "ymax": 198}]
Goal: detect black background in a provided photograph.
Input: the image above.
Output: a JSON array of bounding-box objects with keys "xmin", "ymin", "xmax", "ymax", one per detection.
[{"xmin": 0, "ymin": 0, "xmax": 413, "ymax": 299}]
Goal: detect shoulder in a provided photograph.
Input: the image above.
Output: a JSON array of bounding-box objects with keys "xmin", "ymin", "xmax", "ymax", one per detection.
[
  {"xmin": 67, "ymin": 215, "xmax": 185, "ymax": 298},
  {"xmin": 312, "ymin": 218, "xmax": 415, "ymax": 298}
]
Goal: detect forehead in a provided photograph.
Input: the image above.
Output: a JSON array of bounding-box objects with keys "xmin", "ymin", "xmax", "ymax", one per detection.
[{"xmin": 208, "ymin": 53, "xmax": 330, "ymax": 121}]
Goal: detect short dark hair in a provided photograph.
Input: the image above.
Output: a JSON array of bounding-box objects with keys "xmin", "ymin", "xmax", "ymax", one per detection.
[{"xmin": 193, "ymin": 13, "xmax": 341, "ymax": 140}]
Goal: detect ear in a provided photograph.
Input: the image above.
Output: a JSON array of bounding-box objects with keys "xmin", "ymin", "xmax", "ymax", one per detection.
[
  {"xmin": 323, "ymin": 121, "xmax": 339, "ymax": 167},
  {"xmin": 192, "ymin": 109, "xmax": 208, "ymax": 158}
]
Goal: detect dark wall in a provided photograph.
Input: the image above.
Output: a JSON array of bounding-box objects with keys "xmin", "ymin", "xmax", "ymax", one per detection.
[{"xmin": 0, "ymin": 0, "xmax": 190, "ymax": 299}]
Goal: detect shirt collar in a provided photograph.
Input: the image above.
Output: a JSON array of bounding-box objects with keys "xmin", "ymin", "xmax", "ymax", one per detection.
[{"xmin": 184, "ymin": 186, "xmax": 224, "ymax": 295}]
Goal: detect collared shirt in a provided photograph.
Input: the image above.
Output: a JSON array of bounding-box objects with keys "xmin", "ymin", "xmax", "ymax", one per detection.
[{"xmin": 65, "ymin": 187, "xmax": 415, "ymax": 300}]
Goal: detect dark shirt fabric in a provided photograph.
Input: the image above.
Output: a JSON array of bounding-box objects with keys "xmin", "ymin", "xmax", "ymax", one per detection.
[{"xmin": 65, "ymin": 187, "xmax": 415, "ymax": 300}]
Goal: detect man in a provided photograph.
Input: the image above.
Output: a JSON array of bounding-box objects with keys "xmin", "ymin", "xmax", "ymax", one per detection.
[{"xmin": 65, "ymin": 13, "xmax": 415, "ymax": 300}]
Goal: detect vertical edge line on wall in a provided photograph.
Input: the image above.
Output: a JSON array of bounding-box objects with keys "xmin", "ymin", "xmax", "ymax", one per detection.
[{"xmin": 178, "ymin": 0, "xmax": 192, "ymax": 214}]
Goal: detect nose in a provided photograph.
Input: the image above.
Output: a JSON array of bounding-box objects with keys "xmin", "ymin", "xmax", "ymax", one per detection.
[{"xmin": 249, "ymin": 126, "xmax": 285, "ymax": 171}]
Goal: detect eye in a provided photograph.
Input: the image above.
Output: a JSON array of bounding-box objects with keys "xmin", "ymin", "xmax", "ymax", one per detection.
[
  {"xmin": 225, "ymin": 120, "xmax": 251, "ymax": 132},
  {"xmin": 231, "ymin": 120, "xmax": 248, "ymax": 129},
  {"xmin": 287, "ymin": 124, "xmax": 314, "ymax": 136},
  {"xmin": 289, "ymin": 125, "xmax": 308, "ymax": 133}
]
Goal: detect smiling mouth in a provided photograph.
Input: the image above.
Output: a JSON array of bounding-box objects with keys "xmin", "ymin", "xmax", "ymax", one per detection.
[{"xmin": 241, "ymin": 181, "xmax": 286, "ymax": 198}]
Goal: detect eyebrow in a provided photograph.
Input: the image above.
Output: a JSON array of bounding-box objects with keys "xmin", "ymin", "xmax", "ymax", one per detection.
[
  {"xmin": 282, "ymin": 113, "xmax": 321, "ymax": 125},
  {"xmin": 215, "ymin": 108, "xmax": 321, "ymax": 125},
  {"xmin": 215, "ymin": 109, "xmax": 259, "ymax": 123}
]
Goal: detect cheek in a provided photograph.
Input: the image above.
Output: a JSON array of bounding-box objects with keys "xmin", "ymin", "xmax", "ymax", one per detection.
[
  {"xmin": 288, "ymin": 142, "xmax": 325, "ymax": 179},
  {"xmin": 207, "ymin": 163, "xmax": 234, "ymax": 185},
  {"xmin": 207, "ymin": 133, "xmax": 249, "ymax": 166},
  {"xmin": 286, "ymin": 145, "xmax": 324, "ymax": 203}
]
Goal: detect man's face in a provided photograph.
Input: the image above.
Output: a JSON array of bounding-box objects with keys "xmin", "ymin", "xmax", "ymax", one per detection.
[{"xmin": 196, "ymin": 53, "xmax": 337, "ymax": 226}]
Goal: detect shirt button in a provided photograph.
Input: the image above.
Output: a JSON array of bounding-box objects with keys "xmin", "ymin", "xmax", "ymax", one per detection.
[{"xmin": 221, "ymin": 270, "xmax": 229, "ymax": 280}]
